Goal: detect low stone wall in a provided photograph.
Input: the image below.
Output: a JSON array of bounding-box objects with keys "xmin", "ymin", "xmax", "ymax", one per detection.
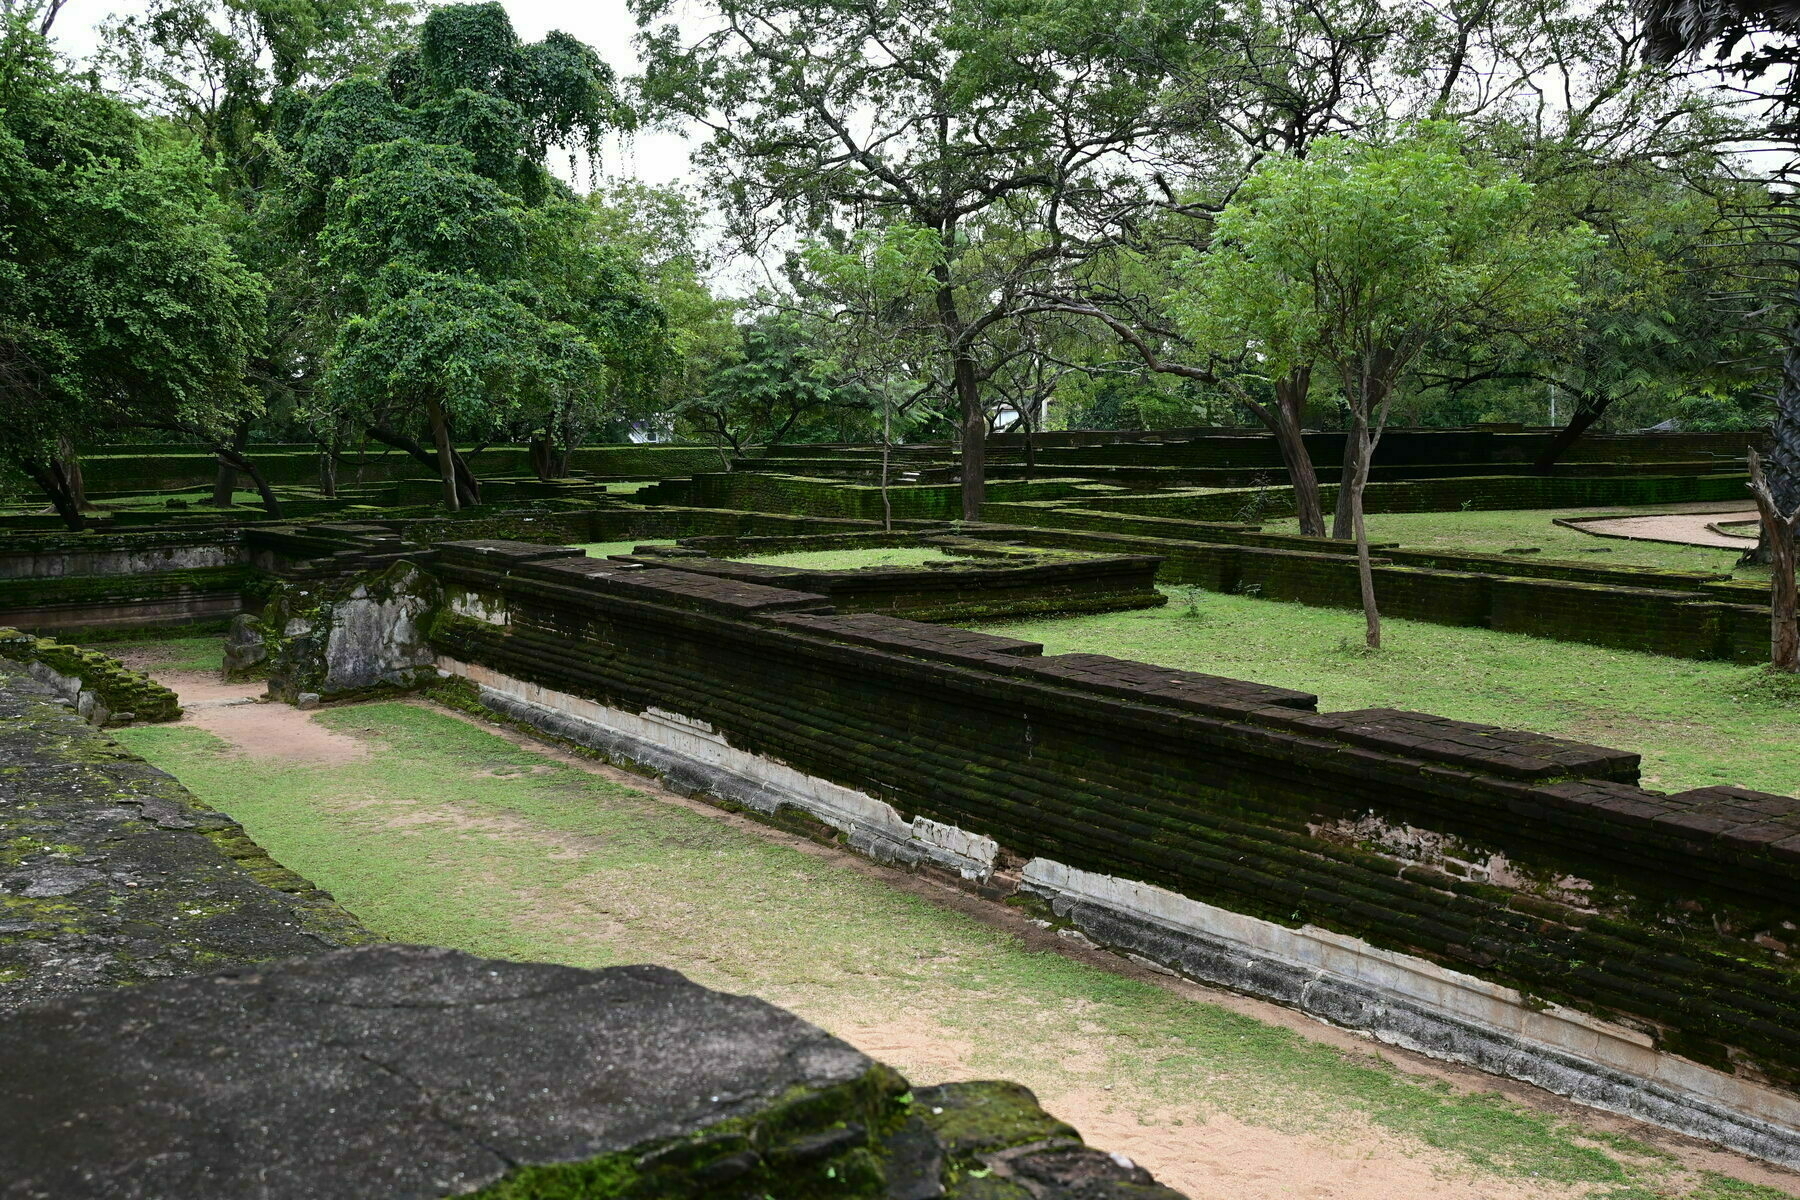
[
  {"xmin": 965, "ymin": 516, "xmax": 1775, "ymax": 663},
  {"xmin": 0, "ymin": 565, "xmax": 253, "ymax": 634},
  {"xmin": 635, "ymin": 472, "xmax": 1103, "ymax": 520},
  {"xmin": 616, "ymin": 538, "xmax": 1168, "ymax": 622},
  {"xmin": 423, "ymin": 538, "xmax": 1800, "ymax": 1165},
  {"xmin": 1053, "ymin": 472, "xmax": 1753, "ymax": 523},
  {"xmin": 0, "ymin": 629, "xmax": 181, "ymax": 724},
  {"xmin": 0, "ymin": 528, "xmax": 241, "ymax": 580}
]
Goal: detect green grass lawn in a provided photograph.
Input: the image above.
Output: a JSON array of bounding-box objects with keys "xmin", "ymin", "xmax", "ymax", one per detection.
[
  {"xmin": 1262, "ymin": 508, "xmax": 1764, "ymax": 577},
  {"xmin": 112, "ymin": 702, "xmax": 1794, "ymax": 1199},
  {"xmin": 739, "ymin": 546, "xmax": 959, "ymax": 569},
  {"xmin": 78, "ymin": 634, "xmax": 225, "ymax": 673},
  {"xmin": 975, "ymin": 590, "xmax": 1800, "ymax": 798}
]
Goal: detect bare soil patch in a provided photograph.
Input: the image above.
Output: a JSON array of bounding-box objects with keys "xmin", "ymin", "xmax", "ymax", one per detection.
[{"xmin": 1569, "ymin": 510, "xmax": 1761, "ymax": 550}]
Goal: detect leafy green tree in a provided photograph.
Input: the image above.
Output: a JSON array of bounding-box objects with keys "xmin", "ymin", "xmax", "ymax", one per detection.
[
  {"xmin": 0, "ymin": 21, "xmax": 265, "ymax": 529},
  {"xmin": 1404, "ymin": 152, "xmax": 1758, "ymax": 466},
  {"xmin": 275, "ymin": 3, "xmax": 664, "ymax": 509},
  {"xmin": 633, "ymin": 0, "xmax": 1222, "ymax": 518},
  {"xmin": 583, "ymin": 181, "xmax": 739, "ymax": 464},
  {"xmin": 100, "ymin": 0, "xmax": 420, "ymax": 500},
  {"xmin": 679, "ymin": 312, "xmax": 875, "ymax": 462},
  {"xmin": 1170, "ymin": 125, "xmax": 1589, "ymax": 646}
]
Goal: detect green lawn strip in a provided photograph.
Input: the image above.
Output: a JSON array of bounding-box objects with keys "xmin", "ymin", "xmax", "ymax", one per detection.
[
  {"xmin": 738, "ymin": 546, "xmax": 957, "ymax": 570},
  {"xmin": 110, "ymin": 703, "xmax": 1787, "ymax": 1196},
  {"xmin": 73, "ymin": 634, "xmax": 226, "ymax": 674},
  {"xmin": 976, "ymin": 592, "xmax": 1800, "ymax": 797},
  {"xmin": 1261, "ymin": 509, "xmax": 1759, "ymax": 577}
]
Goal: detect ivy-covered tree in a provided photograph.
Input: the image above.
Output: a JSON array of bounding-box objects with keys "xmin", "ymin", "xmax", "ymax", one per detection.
[
  {"xmin": 0, "ymin": 20, "xmax": 265, "ymax": 529},
  {"xmin": 275, "ymin": 3, "xmax": 666, "ymax": 509}
]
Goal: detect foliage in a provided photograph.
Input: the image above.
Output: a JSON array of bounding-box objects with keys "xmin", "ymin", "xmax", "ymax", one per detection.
[
  {"xmin": 270, "ymin": 3, "xmax": 664, "ymax": 503},
  {"xmin": 632, "ymin": 0, "xmax": 1225, "ymax": 512},
  {"xmin": 677, "ymin": 312, "xmax": 873, "ymax": 455},
  {"xmin": 1169, "ymin": 127, "xmax": 1590, "ymax": 398},
  {"xmin": 0, "ymin": 20, "xmax": 264, "ymax": 525},
  {"xmin": 1169, "ymin": 123, "xmax": 1590, "ymax": 643},
  {"xmin": 585, "ymin": 181, "xmax": 738, "ymax": 427}
]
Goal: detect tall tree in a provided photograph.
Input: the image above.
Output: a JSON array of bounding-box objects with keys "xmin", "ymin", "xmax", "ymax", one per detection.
[
  {"xmin": 274, "ymin": 3, "xmax": 665, "ymax": 510},
  {"xmin": 1169, "ymin": 126, "xmax": 1589, "ymax": 647},
  {"xmin": 632, "ymin": 0, "xmax": 1222, "ymax": 519},
  {"xmin": 0, "ymin": 19, "xmax": 265, "ymax": 529},
  {"xmin": 1043, "ymin": 0, "xmax": 1729, "ymax": 535},
  {"xmin": 101, "ymin": 0, "xmax": 420, "ymax": 500},
  {"xmin": 1636, "ymin": 0, "xmax": 1800, "ymax": 667}
]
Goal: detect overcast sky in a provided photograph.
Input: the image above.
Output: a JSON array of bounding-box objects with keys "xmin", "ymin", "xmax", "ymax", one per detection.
[{"xmin": 46, "ymin": 0, "xmax": 702, "ymax": 186}]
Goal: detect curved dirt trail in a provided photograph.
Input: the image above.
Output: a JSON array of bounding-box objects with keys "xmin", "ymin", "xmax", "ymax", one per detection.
[
  {"xmin": 1569, "ymin": 510, "xmax": 1760, "ymax": 550},
  {"xmin": 115, "ymin": 657, "xmax": 1800, "ymax": 1200}
]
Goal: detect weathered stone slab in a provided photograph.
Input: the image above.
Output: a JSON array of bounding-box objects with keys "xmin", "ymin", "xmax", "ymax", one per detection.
[
  {"xmin": 0, "ymin": 944, "xmax": 1185, "ymax": 1199},
  {"xmin": 0, "ymin": 665, "xmax": 369, "ymax": 1009}
]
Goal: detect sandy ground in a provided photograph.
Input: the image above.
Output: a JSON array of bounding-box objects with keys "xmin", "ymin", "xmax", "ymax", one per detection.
[
  {"xmin": 1569, "ymin": 509, "xmax": 1761, "ymax": 550},
  {"xmin": 118, "ymin": 658, "xmax": 1800, "ymax": 1199},
  {"xmin": 113, "ymin": 655, "xmax": 370, "ymax": 765}
]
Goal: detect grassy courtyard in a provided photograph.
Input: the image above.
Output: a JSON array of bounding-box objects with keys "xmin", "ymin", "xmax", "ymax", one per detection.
[
  {"xmin": 109, "ymin": 689, "xmax": 1794, "ymax": 1200},
  {"xmin": 975, "ymin": 590, "xmax": 1800, "ymax": 798},
  {"xmin": 1262, "ymin": 507, "xmax": 1764, "ymax": 577}
]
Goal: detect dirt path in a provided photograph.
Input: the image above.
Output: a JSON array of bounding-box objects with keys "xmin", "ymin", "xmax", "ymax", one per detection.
[
  {"xmin": 108, "ymin": 662, "xmax": 1800, "ymax": 1200},
  {"xmin": 1568, "ymin": 510, "xmax": 1761, "ymax": 550}
]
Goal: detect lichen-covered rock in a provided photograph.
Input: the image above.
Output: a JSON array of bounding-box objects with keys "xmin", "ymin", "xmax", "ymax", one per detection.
[
  {"xmin": 220, "ymin": 611, "xmax": 268, "ymax": 680},
  {"xmin": 0, "ymin": 627, "xmax": 180, "ymax": 725},
  {"xmin": 0, "ymin": 665, "xmax": 370, "ymax": 1010},
  {"xmin": 0, "ymin": 944, "xmax": 893, "ymax": 1200},
  {"xmin": 263, "ymin": 561, "xmax": 441, "ymax": 702},
  {"xmin": 0, "ymin": 938, "xmax": 1188, "ymax": 1199}
]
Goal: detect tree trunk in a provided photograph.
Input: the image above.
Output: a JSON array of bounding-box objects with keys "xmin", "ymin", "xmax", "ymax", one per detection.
[
  {"xmin": 210, "ymin": 419, "xmax": 250, "ymax": 506},
  {"xmin": 319, "ymin": 443, "xmax": 339, "ymax": 499},
  {"xmin": 55, "ymin": 436, "xmax": 89, "ymax": 514},
  {"xmin": 425, "ymin": 395, "xmax": 460, "ymax": 512},
  {"xmin": 880, "ymin": 393, "xmax": 894, "ymax": 533},
  {"xmin": 1532, "ymin": 393, "xmax": 1608, "ymax": 473},
  {"xmin": 1271, "ymin": 369, "xmax": 1325, "ymax": 537},
  {"xmin": 1351, "ymin": 413, "xmax": 1381, "ymax": 649},
  {"xmin": 1749, "ymin": 448, "xmax": 1800, "ymax": 670},
  {"xmin": 1746, "ymin": 326, "xmax": 1800, "ymax": 567},
  {"xmin": 954, "ymin": 352, "xmax": 984, "ymax": 521},
  {"xmin": 20, "ymin": 455, "xmax": 85, "ymax": 531},
  {"xmin": 1022, "ymin": 404, "xmax": 1037, "ymax": 481},
  {"xmin": 1331, "ymin": 427, "xmax": 1361, "ymax": 540},
  {"xmin": 219, "ymin": 446, "xmax": 284, "ymax": 519},
  {"xmin": 529, "ymin": 431, "xmax": 555, "ymax": 482},
  {"xmin": 449, "ymin": 445, "xmax": 481, "ymax": 507}
]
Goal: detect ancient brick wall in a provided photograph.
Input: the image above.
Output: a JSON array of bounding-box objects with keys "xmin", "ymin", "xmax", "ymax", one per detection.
[{"xmin": 426, "ymin": 540, "xmax": 1800, "ymax": 1118}]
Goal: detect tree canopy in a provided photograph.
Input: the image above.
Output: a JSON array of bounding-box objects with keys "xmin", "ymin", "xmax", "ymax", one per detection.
[{"xmin": 0, "ymin": 19, "xmax": 265, "ymax": 528}]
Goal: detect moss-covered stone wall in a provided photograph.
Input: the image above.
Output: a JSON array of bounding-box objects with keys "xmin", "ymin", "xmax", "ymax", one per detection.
[
  {"xmin": 0, "ymin": 628, "xmax": 182, "ymax": 723},
  {"xmin": 427, "ymin": 540, "xmax": 1800, "ymax": 1103},
  {"xmin": 962, "ymin": 516, "xmax": 1776, "ymax": 663}
]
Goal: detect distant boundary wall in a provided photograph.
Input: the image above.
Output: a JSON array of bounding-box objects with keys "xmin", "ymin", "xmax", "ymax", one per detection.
[
  {"xmin": 425, "ymin": 538, "xmax": 1800, "ymax": 1166},
  {"xmin": 0, "ymin": 500, "xmax": 1777, "ymax": 661}
]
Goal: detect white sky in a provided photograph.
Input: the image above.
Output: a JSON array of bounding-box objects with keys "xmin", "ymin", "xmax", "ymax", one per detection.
[{"xmin": 45, "ymin": 0, "xmax": 702, "ymax": 186}]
